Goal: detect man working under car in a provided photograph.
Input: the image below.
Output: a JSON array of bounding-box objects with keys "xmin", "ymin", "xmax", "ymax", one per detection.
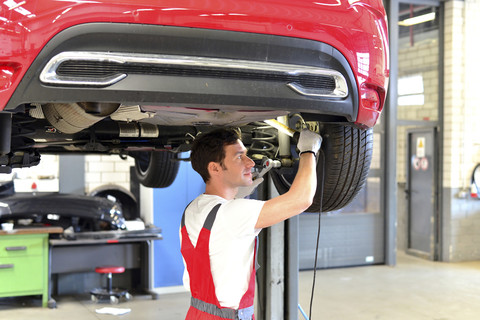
[{"xmin": 180, "ymin": 127, "xmax": 322, "ymax": 320}]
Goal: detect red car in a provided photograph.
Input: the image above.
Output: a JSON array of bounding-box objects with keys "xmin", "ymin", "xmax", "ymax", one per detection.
[{"xmin": 0, "ymin": 0, "xmax": 389, "ymax": 212}]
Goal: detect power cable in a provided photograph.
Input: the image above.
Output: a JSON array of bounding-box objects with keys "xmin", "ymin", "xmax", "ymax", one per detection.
[{"xmin": 309, "ymin": 150, "xmax": 325, "ymax": 320}]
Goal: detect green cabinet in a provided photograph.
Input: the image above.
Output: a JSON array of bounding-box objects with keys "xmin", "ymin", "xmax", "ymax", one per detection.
[{"xmin": 0, "ymin": 233, "xmax": 49, "ymax": 307}]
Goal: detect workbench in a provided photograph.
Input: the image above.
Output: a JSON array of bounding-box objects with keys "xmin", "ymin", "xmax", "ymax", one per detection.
[
  {"xmin": 0, "ymin": 227, "xmax": 63, "ymax": 307},
  {"xmin": 48, "ymin": 228, "xmax": 162, "ymax": 308}
]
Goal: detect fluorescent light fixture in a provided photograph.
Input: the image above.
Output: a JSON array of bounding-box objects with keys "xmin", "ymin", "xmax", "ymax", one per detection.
[{"xmin": 398, "ymin": 12, "xmax": 435, "ymax": 27}]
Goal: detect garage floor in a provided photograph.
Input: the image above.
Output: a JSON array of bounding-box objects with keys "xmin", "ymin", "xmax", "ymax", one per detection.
[{"xmin": 1, "ymin": 252, "xmax": 480, "ymax": 320}]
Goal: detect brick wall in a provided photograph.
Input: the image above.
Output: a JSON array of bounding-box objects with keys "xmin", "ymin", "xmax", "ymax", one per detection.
[
  {"xmin": 395, "ymin": 0, "xmax": 480, "ymax": 262},
  {"xmin": 442, "ymin": 0, "xmax": 480, "ymax": 189},
  {"xmin": 397, "ymin": 30, "xmax": 439, "ymax": 183},
  {"xmin": 442, "ymin": 0, "xmax": 480, "ymax": 262},
  {"xmin": 84, "ymin": 155, "xmax": 135, "ymax": 194},
  {"xmin": 463, "ymin": 0, "xmax": 480, "ymax": 185},
  {"xmin": 396, "ymin": 0, "xmax": 480, "ymax": 190},
  {"xmin": 444, "ymin": 0, "xmax": 466, "ymax": 189}
]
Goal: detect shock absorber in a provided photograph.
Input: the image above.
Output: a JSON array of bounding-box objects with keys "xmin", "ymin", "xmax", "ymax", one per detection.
[
  {"xmin": 267, "ymin": 117, "xmax": 292, "ymax": 158},
  {"xmin": 249, "ymin": 121, "xmax": 277, "ymax": 159}
]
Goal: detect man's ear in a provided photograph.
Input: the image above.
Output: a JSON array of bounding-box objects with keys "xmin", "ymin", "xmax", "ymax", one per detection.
[{"xmin": 207, "ymin": 161, "xmax": 221, "ymax": 177}]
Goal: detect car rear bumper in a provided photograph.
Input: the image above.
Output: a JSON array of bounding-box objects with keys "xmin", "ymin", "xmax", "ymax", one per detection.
[{"xmin": 5, "ymin": 23, "xmax": 359, "ymax": 123}]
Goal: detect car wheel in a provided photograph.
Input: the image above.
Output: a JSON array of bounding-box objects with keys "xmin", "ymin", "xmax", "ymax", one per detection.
[
  {"xmin": 270, "ymin": 124, "xmax": 373, "ymax": 212},
  {"xmin": 133, "ymin": 151, "xmax": 179, "ymax": 188},
  {"xmin": 89, "ymin": 185, "xmax": 139, "ymax": 220}
]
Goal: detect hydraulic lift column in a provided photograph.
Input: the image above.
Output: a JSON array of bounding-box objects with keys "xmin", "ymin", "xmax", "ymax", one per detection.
[{"xmin": 256, "ymin": 116, "xmax": 299, "ymax": 320}]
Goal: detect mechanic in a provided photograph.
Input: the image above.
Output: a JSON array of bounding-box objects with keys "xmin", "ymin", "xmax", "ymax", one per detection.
[{"xmin": 180, "ymin": 127, "xmax": 322, "ymax": 320}]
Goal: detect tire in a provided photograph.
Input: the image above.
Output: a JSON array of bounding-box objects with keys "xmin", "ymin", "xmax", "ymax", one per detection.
[
  {"xmin": 270, "ymin": 124, "xmax": 373, "ymax": 213},
  {"xmin": 132, "ymin": 151, "xmax": 179, "ymax": 188}
]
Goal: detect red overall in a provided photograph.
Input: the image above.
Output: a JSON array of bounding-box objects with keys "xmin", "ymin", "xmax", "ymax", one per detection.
[{"xmin": 181, "ymin": 204, "xmax": 256, "ymax": 320}]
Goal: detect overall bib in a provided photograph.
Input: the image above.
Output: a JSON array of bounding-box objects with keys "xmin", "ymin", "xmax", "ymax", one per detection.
[{"xmin": 181, "ymin": 204, "xmax": 256, "ymax": 320}]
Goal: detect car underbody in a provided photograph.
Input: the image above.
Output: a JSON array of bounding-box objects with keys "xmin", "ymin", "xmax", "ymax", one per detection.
[{"xmin": 0, "ymin": 1, "xmax": 388, "ymax": 213}]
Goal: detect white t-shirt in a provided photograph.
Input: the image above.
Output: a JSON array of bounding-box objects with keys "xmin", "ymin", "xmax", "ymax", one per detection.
[{"xmin": 180, "ymin": 194, "xmax": 264, "ymax": 309}]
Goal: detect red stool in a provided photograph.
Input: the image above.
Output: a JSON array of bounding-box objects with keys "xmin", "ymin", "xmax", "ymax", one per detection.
[{"xmin": 90, "ymin": 266, "xmax": 131, "ymax": 304}]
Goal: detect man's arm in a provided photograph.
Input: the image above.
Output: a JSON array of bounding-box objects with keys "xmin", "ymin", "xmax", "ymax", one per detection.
[{"xmin": 255, "ymin": 129, "xmax": 321, "ymax": 229}]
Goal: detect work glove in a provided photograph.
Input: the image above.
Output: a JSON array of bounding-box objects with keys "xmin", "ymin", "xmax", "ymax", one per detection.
[
  {"xmin": 297, "ymin": 129, "xmax": 322, "ymax": 157},
  {"xmin": 235, "ymin": 175, "xmax": 264, "ymax": 199}
]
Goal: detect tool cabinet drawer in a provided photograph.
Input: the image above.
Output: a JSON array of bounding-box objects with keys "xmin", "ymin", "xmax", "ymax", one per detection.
[
  {"xmin": 0, "ymin": 235, "xmax": 43, "ymax": 257},
  {"xmin": 0, "ymin": 256, "xmax": 44, "ymax": 295},
  {"xmin": 0, "ymin": 232, "xmax": 51, "ymax": 307}
]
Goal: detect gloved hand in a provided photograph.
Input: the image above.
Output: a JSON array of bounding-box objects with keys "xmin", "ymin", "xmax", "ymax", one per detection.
[
  {"xmin": 297, "ymin": 128, "xmax": 322, "ymax": 156},
  {"xmin": 235, "ymin": 176, "xmax": 264, "ymax": 198}
]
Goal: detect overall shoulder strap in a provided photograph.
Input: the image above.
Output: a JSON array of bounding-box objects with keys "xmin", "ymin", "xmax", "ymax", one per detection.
[
  {"xmin": 181, "ymin": 202, "xmax": 221, "ymax": 230},
  {"xmin": 202, "ymin": 203, "xmax": 221, "ymax": 231}
]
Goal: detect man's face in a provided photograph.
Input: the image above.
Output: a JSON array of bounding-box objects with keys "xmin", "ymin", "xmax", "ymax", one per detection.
[{"xmin": 221, "ymin": 139, "xmax": 255, "ymax": 187}]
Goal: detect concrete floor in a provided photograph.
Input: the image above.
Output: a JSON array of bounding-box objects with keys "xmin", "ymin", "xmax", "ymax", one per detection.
[{"xmin": 1, "ymin": 252, "xmax": 480, "ymax": 320}]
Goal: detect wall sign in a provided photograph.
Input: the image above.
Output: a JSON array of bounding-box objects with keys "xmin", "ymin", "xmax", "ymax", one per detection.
[
  {"xmin": 416, "ymin": 137, "xmax": 425, "ymax": 158},
  {"xmin": 412, "ymin": 156, "xmax": 429, "ymax": 171}
]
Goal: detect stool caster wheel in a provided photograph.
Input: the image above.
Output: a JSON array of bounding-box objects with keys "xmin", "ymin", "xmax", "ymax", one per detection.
[
  {"xmin": 110, "ymin": 296, "xmax": 119, "ymax": 304},
  {"xmin": 91, "ymin": 295, "xmax": 99, "ymax": 304},
  {"xmin": 125, "ymin": 292, "xmax": 132, "ymax": 301}
]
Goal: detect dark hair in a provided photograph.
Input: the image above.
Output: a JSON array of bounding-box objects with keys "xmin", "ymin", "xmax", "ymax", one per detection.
[{"xmin": 190, "ymin": 128, "xmax": 241, "ymax": 183}]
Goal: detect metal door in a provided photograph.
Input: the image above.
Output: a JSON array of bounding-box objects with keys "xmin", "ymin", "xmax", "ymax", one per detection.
[{"xmin": 407, "ymin": 129, "xmax": 437, "ymax": 259}]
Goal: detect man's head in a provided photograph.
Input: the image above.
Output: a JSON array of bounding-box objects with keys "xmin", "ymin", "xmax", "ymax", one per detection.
[{"xmin": 190, "ymin": 128, "xmax": 242, "ymax": 183}]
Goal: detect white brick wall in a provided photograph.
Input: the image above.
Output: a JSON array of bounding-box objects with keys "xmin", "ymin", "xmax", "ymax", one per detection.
[
  {"xmin": 395, "ymin": 0, "xmax": 480, "ymax": 262},
  {"xmin": 443, "ymin": 0, "xmax": 480, "ymax": 190},
  {"xmin": 463, "ymin": 0, "xmax": 480, "ymax": 187},
  {"xmin": 397, "ymin": 32, "xmax": 439, "ymax": 183},
  {"xmin": 442, "ymin": 0, "xmax": 480, "ymax": 262},
  {"xmin": 443, "ymin": 0, "xmax": 466, "ymax": 189},
  {"xmin": 443, "ymin": 0, "xmax": 480, "ymax": 189},
  {"xmin": 84, "ymin": 155, "xmax": 135, "ymax": 193}
]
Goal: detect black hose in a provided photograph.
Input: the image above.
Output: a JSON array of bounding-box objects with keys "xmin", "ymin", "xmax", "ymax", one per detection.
[{"xmin": 309, "ymin": 150, "xmax": 325, "ymax": 320}]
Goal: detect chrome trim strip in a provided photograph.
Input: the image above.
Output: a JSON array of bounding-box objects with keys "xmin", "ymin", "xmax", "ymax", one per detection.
[
  {"xmin": 40, "ymin": 51, "xmax": 348, "ymax": 97},
  {"xmin": 40, "ymin": 52, "xmax": 129, "ymax": 86}
]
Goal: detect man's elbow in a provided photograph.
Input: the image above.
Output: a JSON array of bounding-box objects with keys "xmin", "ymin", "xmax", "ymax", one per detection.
[
  {"xmin": 287, "ymin": 188, "xmax": 315, "ymax": 214},
  {"xmin": 297, "ymin": 197, "xmax": 314, "ymax": 213}
]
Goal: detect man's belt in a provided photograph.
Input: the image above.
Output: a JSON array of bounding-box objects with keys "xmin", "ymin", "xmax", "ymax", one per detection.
[{"xmin": 191, "ymin": 297, "xmax": 254, "ymax": 320}]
